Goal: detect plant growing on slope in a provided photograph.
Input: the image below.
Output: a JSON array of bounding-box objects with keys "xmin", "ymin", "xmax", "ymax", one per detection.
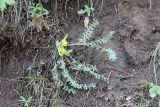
[
  {"xmin": 146, "ymin": 42, "xmax": 160, "ymax": 106},
  {"xmin": 150, "ymin": 42, "xmax": 160, "ymax": 84},
  {"xmin": 149, "ymin": 42, "xmax": 160, "ymax": 103},
  {"xmin": 78, "ymin": 5, "xmax": 94, "ymax": 27},
  {"xmin": 78, "ymin": 5, "xmax": 94, "ymax": 17},
  {"xmin": 51, "ymin": 19, "xmax": 117, "ymax": 94},
  {"xmin": 28, "ymin": 3, "xmax": 49, "ymax": 32},
  {"xmin": 0, "ymin": 0, "xmax": 15, "ymax": 12},
  {"xmin": 149, "ymin": 83, "xmax": 160, "ymax": 98},
  {"xmin": 19, "ymin": 96, "xmax": 32, "ymax": 107}
]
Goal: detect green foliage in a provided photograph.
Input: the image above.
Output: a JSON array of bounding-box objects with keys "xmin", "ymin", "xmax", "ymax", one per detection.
[
  {"xmin": 78, "ymin": 19, "xmax": 99, "ymax": 43},
  {"xmin": 29, "ymin": 3, "xmax": 49, "ymax": 19},
  {"xmin": 51, "ymin": 62, "xmax": 77, "ymax": 94},
  {"xmin": 51, "ymin": 19, "xmax": 117, "ymax": 94},
  {"xmin": 102, "ymin": 48, "xmax": 117, "ymax": 61},
  {"xmin": 0, "ymin": 0, "xmax": 15, "ymax": 11},
  {"xmin": 59, "ymin": 59, "xmax": 96, "ymax": 90},
  {"xmin": 78, "ymin": 5, "xmax": 94, "ymax": 17},
  {"xmin": 71, "ymin": 58, "xmax": 107, "ymax": 80},
  {"xmin": 84, "ymin": 31, "xmax": 117, "ymax": 61},
  {"xmin": 149, "ymin": 83, "xmax": 160, "ymax": 98},
  {"xmin": 78, "ymin": 20, "xmax": 117, "ymax": 61},
  {"xmin": 28, "ymin": 3, "xmax": 49, "ymax": 28},
  {"xmin": 51, "ymin": 58, "xmax": 97, "ymax": 94},
  {"xmin": 19, "ymin": 96, "xmax": 32, "ymax": 107},
  {"xmin": 87, "ymin": 31, "xmax": 115, "ymax": 47},
  {"xmin": 151, "ymin": 42, "xmax": 160, "ymax": 84}
]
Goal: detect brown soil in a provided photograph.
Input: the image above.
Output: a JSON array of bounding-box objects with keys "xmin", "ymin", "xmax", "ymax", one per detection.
[{"xmin": 0, "ymin": 0, "xmax": 160, "ymax": 107}]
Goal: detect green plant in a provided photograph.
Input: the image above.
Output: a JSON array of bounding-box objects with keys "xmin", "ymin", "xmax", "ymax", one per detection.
[
  {"xmin": 29, "ymin": 3, "xmax": 49, "ymax": 19},
  {"xmin": 149, "ymin": 83, "xmax": 160, "ymax": 98},
  {"xmin": 77, "ymin": 20, "xmax": 117, "ymax": 61},
  {"xmin": 19, "ymin": 96, "xmax": 32, "ymax": 107},
  {"xmin": 0, "ymin": 0, "xmax": 16, "ymax": 11},
  {"xmin": 51, "ymin": 19, "xmax": 117, "ymax": 94},
  {"xmin": 28, "ymin": 3, "xmax": 49, "ymax": 31},
  {"xmin": 150, "ymin": 42, "xmax": 160, "ymax": 84},
  {"xmin": 0, "ymin": 0, "xmax": 15, "ymax": 12},
  {"xmin": 78, "ymin": 5, "xmax": 95, "ymax": 27},
  {"xmin": 78, "ymin": 5, "xmax": 94, "ymax": 17}
]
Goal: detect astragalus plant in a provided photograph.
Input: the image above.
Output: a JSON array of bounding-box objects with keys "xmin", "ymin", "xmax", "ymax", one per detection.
[{"xmin": 51, "ymin": 19, "xmax": 117, "ymax": 94}]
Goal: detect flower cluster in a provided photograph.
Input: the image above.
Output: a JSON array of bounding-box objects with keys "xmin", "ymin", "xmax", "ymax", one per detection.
[{"xmin": 57, "ymin": 34, "xmax": 69, "ymax": 57}]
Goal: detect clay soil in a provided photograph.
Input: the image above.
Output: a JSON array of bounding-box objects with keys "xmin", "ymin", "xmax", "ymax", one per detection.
[{"xmin": 0, "ymin": 0, "xmax": 160, "ymax": 107}]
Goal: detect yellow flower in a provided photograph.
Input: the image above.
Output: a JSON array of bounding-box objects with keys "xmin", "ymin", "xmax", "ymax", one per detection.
[
  {"xmin": 58, "ymin": 47, "xmax": 69, "ymax": 57},
  {"xmin": 61, "ymin": 34, "xmax": 68, "ymax": 46},
  {"xmin": 56, "ymin": 34, "xmax": 70, "ymax": 57}
]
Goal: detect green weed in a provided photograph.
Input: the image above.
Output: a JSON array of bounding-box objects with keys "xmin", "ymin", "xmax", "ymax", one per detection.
[
  {"xmin": 78, "ymin": 5, "xmax": 94, "ymax": 17},
  {"xmin": 151, "ymin": 42, "xmax": 160, "ymax": 84},
  {"xmin": 0, "ymin": 0, "xmax": 15, "ymax": 12},
  {"xmin": 29, "ymin": 3, "xmax": 49, "ymax": 19},
  {"xmin": 28, "ymin": 3, "xmax": 49, "ymax": 31},
  {"xmin": 145, "ymin": 42, "xmax": 160, "ymax": 106},
  {"xmin": 149, "ymin": 83, "xmax": 160, "ymax": 98},
  {"xmin": 19, "ymin": 96, "xmax": 32, "ymax": 107},
  {"xmin": 78, "ymin": 5, "xmax": 95, "ymax": 27},
  {"xmin": 51, "ymin": 19, "xmax": 117, "ymax": 94}
]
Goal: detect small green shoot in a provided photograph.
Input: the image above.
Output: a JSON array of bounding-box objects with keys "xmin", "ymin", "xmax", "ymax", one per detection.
[
  {"xmin": 151, "ymin": 42, "xmax": 160, "ymax": 84},
  {"xmin": 78, "ymin": 5, "xmax": 95, "ymax": 27},
  {"xmin": 19, "ymin": 96, "xmax": 32, "ymax": 107},
  {"xmin": 29, "ymin": 3, "xmax": 49, "ymax": 19},
  {"xmin": 0, "ymin": 0, "xmax": 15, "ymax": 12},
  {"xmin": 28, "ymin": 3, "xmax": 49, "ymax": 31},
  {"xmin": 149, "ymin": 83, "xmax": 160, "ymax": 98},
  {"xmin": 78, "ymin": 5, "xmax": 94, "ymax": 17}
]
